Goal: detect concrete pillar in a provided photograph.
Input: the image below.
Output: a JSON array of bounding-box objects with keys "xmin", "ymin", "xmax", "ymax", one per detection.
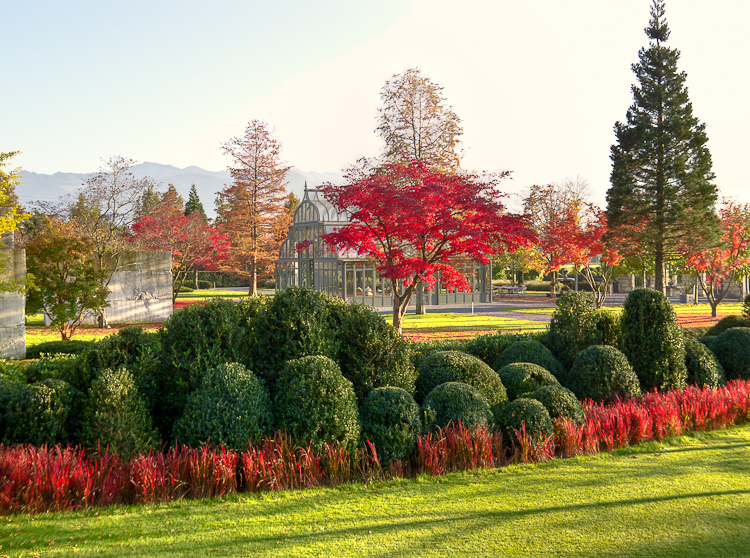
[{"xmin": 0, "ymin": 247, "xmax": 26, "ymax": 359}]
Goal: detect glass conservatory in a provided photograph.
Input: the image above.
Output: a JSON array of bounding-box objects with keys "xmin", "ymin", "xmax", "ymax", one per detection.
[{"xmin": 275, "ymin": 187, "xmax": 492, "ymax": 307}]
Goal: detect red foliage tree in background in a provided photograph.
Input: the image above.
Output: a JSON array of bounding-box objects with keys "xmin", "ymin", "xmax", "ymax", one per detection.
[
  {"xmin": 132, "ymin": 201, "xmax": 230, "ymax": 302},
  {"xmin": 321, "ymin": 158, "xmax": 535, "ymax": 332}
]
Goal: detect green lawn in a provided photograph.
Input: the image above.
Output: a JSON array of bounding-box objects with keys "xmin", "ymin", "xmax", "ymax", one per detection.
[
  {"xmin": 398, "ymin": 312, "xmax": 547, "ymax": 339},
  {"xmin": 4, "ymin": 425, "xmax": 750, "ymax": 557}
]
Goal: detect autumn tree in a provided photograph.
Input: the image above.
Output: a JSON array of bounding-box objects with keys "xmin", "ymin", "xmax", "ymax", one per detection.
[
  {"xmin": 218, "ymin": 120, "xmax": 291, "ymax": 295},
  {"xmin": 131, "ymin": 200, "xmax": 229, "ymax": 302},
  {"xmin": 322, "ymin": 158, "xmax": 534, "ymax": 333},
  {"xmin": 25, "ymin": 219, "xmax": 110, "ymax": 340},
  {"xmin": 606, "ymin": 0, "xmax": 720, "ymax": 293},
  {"xmin": 138, "ymin": 184, "xmax": 161, "ymax": 218},
  {"xmin": 0, "ymin": 151, "xmax": 31, "ymax": 295},
  {"xmin": 0, "ymin": 151, "xmax": 22, "ymax": 205}
]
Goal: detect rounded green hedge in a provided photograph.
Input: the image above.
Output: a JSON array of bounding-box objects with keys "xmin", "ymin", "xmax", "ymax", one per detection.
[
  {"xmin": 494, "ymin": 398, "xmax": 554, "ymax": 440},
  {"xmin": 685, "ymin": 339, "xmax": 725, "ymax": 388},
  {"xmin": 705, "ymin": 315, "xmax": 750, "ymax": 337},
  {"xmin": 26, "ymin": 339, "xmax": 93, "ymax": 359},
  {"xmin": 545, "ymin": 292, "xmax": 601, "ymax": 371},
  {"xmin": 492, "ymin": 340, "xmax": 564, "ymax": 382},
  {"xmin": 172, "ymin": 363, "xmax": 273, "ymax": 450},
  {"xmin": 568, "ymin": 345, "xmax": 641, "ymax": 402},
  {"xmin": 421, "ymin": 382, "xmax": 493, "ymax": 432},
  {"xmin": 415, "ymin": 350, "xmax": 507, "ymax": 406},
  {"xmin": 526, "ymin": 384, "xmax": 585, "ymax": 425},
  {"xmin": 620, "ymin": 289, "xmax": 686, "ymax": 391},
  {"xmin": 360, "ymin": 387, "xmax": 421, "ymax": 466},
  {"xmin": 274, "ymin": 355, "xmax": 360, "ymax": 450},
  {"xmin": 496, "ymin": 362, "xmax": 560, "ymax": 401},
  {"xmin": 711, "ymin": 327, "xmax": 750, "ymax": 380}
]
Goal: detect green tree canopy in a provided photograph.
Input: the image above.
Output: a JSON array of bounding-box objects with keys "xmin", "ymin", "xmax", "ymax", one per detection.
[{"xmin": 184, "ymin": 183, "xmax": 206, "ymax": 220}]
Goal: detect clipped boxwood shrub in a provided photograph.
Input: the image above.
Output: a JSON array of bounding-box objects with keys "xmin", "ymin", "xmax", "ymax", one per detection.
[
  {"xmin": 685, "ymin": 339, "xmax": 725, "ymax": 388},
  {"xmin": 494, "ymin": 398, "xmax": 554, "ymax": 440},
  {"xmin": 492, "ymin": 340, "xmax": 564, "ymax": 382},
  {"xmin": 705, "ymin": 315, "xmax": 750, "ymax": 337},
  {"xmin": 463, "ymin": 332, "xmax": 546, "ymax": 368},
  {"xmin": 710, "ymin": 327, "xmax": 750, "ymax": 380},
  {"xmin": 415, "ymin": 350, "xmax": 507, "ymax": 407},
  {"xmin": 156, "ymin": 300, "xmax": 253, "ymax": 439},
  {"xmin": 81, "ymin": 367, "xmax": 158, "ymax": 458},
  {"xmin": 360, "ymin": 387, "xmax": 421, "ymax": 466},
  {"xmin": 274, "ymin": 356, "xmax": 360, "ymax": 450},
  {"xmin": 26, "ymin": 339, "xmax": 93, "ymax": 359},
  {"xmin": 682, "ymin": 327, "xmax": 712, "ymax": 342},
  {"xmin": 421, "ymin": 382, "xmax": 493, "ymax": 432},
  {"xmin": 620, "ymin": 289, "xmax": 686, "ymax": 391},
  {"xmin": 744, "ymin": 294, "xmax": 750, "ymax": 318},
  {"xmin": 14, "ymin": 353, "xmax": 78, "ymax": 384},
  {"xmin": 329, "ymin": 299, "xmax": 417, "ymax": 403},
  {"xmin": 172, "ymin": 363, "xmax": 273, "ymax": 450},
  {"xmin": 526, "ymin": 384, "xmax": 585, "ymax": 425},
  {"xmin": 568, "ymin": 345, "xmax": 641, "ymax": 402},
  {"xmin": 496, "ymin": 362, "xmax": 560, "ymax": 401},
  {"xmin": 545, "ymin": 292, "xmax": 601, "ymax": 370},
  {"xmin": 595, "ymin": 309, "xmax": 621, "ymax": 348},
  {"xmin": 197, "ymin": 280, "xmax": 213, "ymax": 289}
]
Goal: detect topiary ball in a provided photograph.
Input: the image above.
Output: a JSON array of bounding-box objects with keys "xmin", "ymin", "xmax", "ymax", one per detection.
[
  {"xmin": 172, "ymin": 363, "xmax": 273, "ymax": 450},
  {"xmin": 274, "ymin": 355, "xmax": 360, "ymax": 450},
  {"xmin": 492, "ymin": 340, "xmax": 564, "ymax": 382},
  {"xmin": 495, "ymin": 398, "xmax": 554, "ymax": 440},
  {"xmin": 545, "ymin": 291, "xmax": 601, "ymax": 371},
  {"xmin": 705, "ymin": 315, "xmax": 750, "ymax": 337},
  {"xmin": 421, "ymin": 382, "xmax": 493, "ymax": 432},
  {"xmin": 685, "ymin": 339, "xmax": 726, "ymax": 388},
  {"xmin": 526, "ymin": 384, "xmax": 585, "ymax": 425},
  {"xmin": 415, "ymin": 350, "xmax": 507, "ymax": 406},
  {"xmin": 568, "ymin": 345, "xmax": 641, "ymax": 402},
  {"xmin": 711, "ymin": 327, "xmax": 750, "ymax": 380},
  {"xmin": 359, "ymin": 387, "xmax": 421, "ymax": 466},
  {"xmin": 496, "ymin": 362, "xmax": 560, "ymax": 401}
]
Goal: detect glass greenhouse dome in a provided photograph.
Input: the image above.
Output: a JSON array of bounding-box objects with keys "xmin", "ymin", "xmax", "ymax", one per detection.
[{"xmin": 275, "ymin": 187, "xmax": 492, "ymax": 307}]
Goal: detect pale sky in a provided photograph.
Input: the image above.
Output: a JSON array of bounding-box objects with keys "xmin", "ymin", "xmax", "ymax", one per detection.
[{"xmin": 3, "ymin": 0, "xmax": 749, "ymax": 210}]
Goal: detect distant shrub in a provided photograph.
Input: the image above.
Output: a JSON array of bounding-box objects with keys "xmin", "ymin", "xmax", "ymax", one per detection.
[
  {"xmin": 526, "ymin": 385, "xmax": 585, "ymax": 425},
  {"xmin": 174, "ymin": 285, "xmax": 193, "ymax": 294},
  {"xmin": 197, "ymin": 280, "xmax": 213, "ymax": 290},
  {"xmin": 684, "ymin": 339, "xmax": 726, "ymax": 388},
  {"xmin": 172, "ymin": 363, "xmax": 273, "ymax": 450},
  {"xmin": 274, "ymin": 356, "xmax": 360, "ymax": 450},
  {"xmin": 496, "ymin": 362, "xmax": 560, "ymax": 401},
  {"xmin": 705, "ymin": 315, "xmax": 750, "ymax": 337},
  {"xmin": 710, "ymin": 327, "xmax": 750, "ymax": 380},
  {"xmin": 421, "ymin": 382, "xmax": 493, "ymax": 432},
  {"xmin": 81, "ymin": 368, "xmax": 158, "ymax": 458},
  {"xmin": 595, "ymin": 309, "xmax": 621, "ymax": 348},
  {"xmin": 463, "ymin": 332, "xmax": 546, "ymax": 368},
  {"xmin": 360, "ymin": 387, "xmax": 421, "ymax": 465},
  {"xmin": 545, "ymin": 292, "xmax": 600, "ymax": 371},
  {"xmin": 494, "ymin": 398, "xmax": 554, "ymax": 440},
  {"xmin": 415, "ymin": 350, "xmax": 506, "ymax": 406},
  {"xmin": 568, "ymin": 345, "xmax": 641, "ymax": 402},
  {"xmin": 26, "ymin": 340, "xmax": 93, "ymax": 359},
  {"xmin": 620, "ymin": 289, "xmax": 686, "ymax": 391},
  {"xmin": 492, "ymin": 340, "xmax": 564, "ymax": 382},
  {"xmin": 744, "ymin": 294, "xmax": 750, "ymax": 319}
]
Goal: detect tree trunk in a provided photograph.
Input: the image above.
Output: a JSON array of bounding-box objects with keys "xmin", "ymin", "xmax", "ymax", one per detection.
[
  {"xmin": 250, "ymin": 256, "xmax": 257, "ymax": 296},
  {"xmin": 549, "ymin": 271, "xmax": 556, "ymax": 298},
  {"xmin": 415, "ymin": 281, "xmax": 426, "ymax": 315},
  {"xmin": 654, "ymin": 248, "xmax": 665, "ymax": 294}
]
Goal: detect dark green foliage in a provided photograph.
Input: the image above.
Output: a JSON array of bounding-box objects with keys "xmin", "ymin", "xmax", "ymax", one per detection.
[
  {"xmin": 156, "ymin": 300, "xmax": 253, "ymax": 439},
  {"xmin": 81, "ymin": 368, "xmax": 158, "ymax": 458},
  {"xmin": 172, "ymin": 363, "xmax": 273, "ymax": 450},
  {"xmin": 496, "ymin": 362, "xmax": 560, "ymax": 401},
  {"xmin": 196, "ymin": 280, "xmax": 213, "ymax": 290},
  {"xmin": 526, "ymin": 385, "xmax": 585, "ymax": 425},
  {"xmin": 685, "ymin": 339, "xmax": 725, "ymax": 388},
  {"xmin": 699, "ymin": 335, "xmax": 718, "ymax": 353},
  {"xmin": 0, "ymin": 377, "xmax": 79, "ymax": 445},
  {"xmin": 359, "ymin": 387, "xmax": 421, "ymax": 465},
  {"xmin": 12, "ymin": 354, "xmax": 78, "ymax": 384},
  {"xmin": 184, "ymin": 183, "xmax": 207, "ymax": 220},
  {"xmin": 620, "ymin": 289, "xmax": 687, "ymax": 391},
  {"xmin": 415, "ymin": 350, "xmax": 506, "ymax": 406},
  {"xmin": 329, "ymin": 299, "xmax": 417, "ymax": 403},
  {"xmin": 568, "ymin": 345, "xmax": 641, "ymax": 402},
  {"xmin": 410, "ymin": 339, "xmax": 472, "ymax": 372},
  {"xmin": 420, "ymin": 382, "xmax": 493, "ymax": 432},
  {"xmin": 744, "ymin": 294, "xmax": 750, "ymax": 318},
  {"xmin": 494, "ymin": 398, "xmax": 554, "ymax": 440},
  {"xmin": 546, "ymin": 292, "xmax": 600, "ymax": 371},
  {"xmin": 595, "ymin": 309, "xmax": 621, "ymax": 347},
  {"xmin": 26, "ymin": 339, "xmax": 93, "ymax": 359},
  {"xmin": 274, "ymin": 356, "xmax": 360, "ymax": 450},
  {"xmin": 705, "ymin": 315, "xmax": 750, "ymax": 337},
  {"xmin": 682, "ymin": 327, "xmax": 712, "ymax": 342},
  {"xmin": 492, "ymin": 340, "xmax": 564, "ymax": 381},
  {"xmin": 710, "ymin": 328, "xmax": 750, "ymax": 380},
  {"xmin": 463, "ymin": 331, "xmax": 547, "ymax": 367}
]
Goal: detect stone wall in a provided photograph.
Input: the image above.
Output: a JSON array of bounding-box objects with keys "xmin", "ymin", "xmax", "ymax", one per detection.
[{"xmin": 0, "ymin": 247, "xmax": 26, "ymax": 359}]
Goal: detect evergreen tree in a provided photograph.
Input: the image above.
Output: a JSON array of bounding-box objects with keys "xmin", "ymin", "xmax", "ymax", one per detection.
[
  {"xmin": 184, "ymin": 183, "xmax": 207, "ymax": 220},
  {"xmin": 138, "ymin": 184, "xmax": 160, "ymax": 217},
  {"xmin": 606, "ymin": 0, "xmax": 719, "ymax": 293}
]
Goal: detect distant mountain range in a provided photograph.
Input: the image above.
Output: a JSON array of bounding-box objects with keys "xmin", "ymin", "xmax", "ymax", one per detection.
[{"xmin": 18, "ymin": 163, "xmax": 345, "ymax": 219}]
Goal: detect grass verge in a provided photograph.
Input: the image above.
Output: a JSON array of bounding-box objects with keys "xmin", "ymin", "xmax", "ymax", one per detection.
[
  {"xmin": 399, "ymin": 312, "xmax": 547, "ymax": 340},
  {"xmin": 3, "ymin": 425, "xmax": 749, "ymax": 557}
]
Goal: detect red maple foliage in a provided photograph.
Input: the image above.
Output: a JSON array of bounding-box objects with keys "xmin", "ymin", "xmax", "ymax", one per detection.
[
  {"xmin": 321, "ymin": 158, "xmax": 535, "ymax": 332},
  {"xmin": 131, "ymin": 201, "xmax": 230, "ymax": 301}
]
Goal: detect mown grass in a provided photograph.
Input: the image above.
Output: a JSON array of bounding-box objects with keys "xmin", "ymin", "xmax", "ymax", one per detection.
[
  {"xmin": 3, "ymin": 425, "xmax": 750, "ymax": 557},
  {"xmin": 398, "ymin": 312, "xmax": 547, "ymax": 340}
]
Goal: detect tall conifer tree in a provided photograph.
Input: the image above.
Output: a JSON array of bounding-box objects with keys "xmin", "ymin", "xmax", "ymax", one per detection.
[
  {"xmin": 184, "ymin": 183, "xmax": 207, "ymax": 220},
  {"xmin": 606, "ymin": 0, "xmax": 719, "ymax": 293}
]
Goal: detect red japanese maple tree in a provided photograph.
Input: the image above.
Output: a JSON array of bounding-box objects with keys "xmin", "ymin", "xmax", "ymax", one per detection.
[
  {"xmin": 321, "ymin": 158, "xmax": 535, "ymax": 332},
  {"xmin": 131, "ymin": 201, "xmax": 230, "ymax": 302},
  {"xmin": 684, "ymin": 201, "xmax": 750, "ymax": 317}
]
